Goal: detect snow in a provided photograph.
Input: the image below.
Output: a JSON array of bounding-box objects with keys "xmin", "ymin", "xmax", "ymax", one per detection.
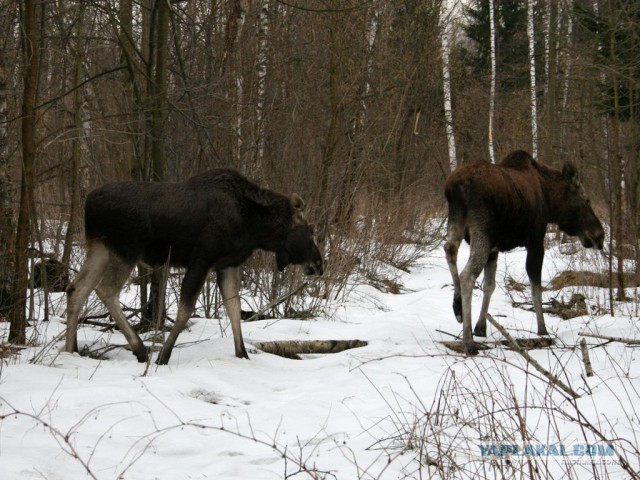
[{"xmin": 1, "ymin": 239, "xmax": 639, "ymax": 479}]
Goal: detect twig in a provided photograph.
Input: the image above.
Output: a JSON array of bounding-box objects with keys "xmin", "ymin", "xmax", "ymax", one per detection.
[
  {"xmin": 243, "ymin": 280, "xmax": 314, "ymax": 322},
  {"xmin": 579, "ymin": 332, "xmax": 640, "ymax": 345},
  {"xmin": 435, "ymin": 329, "xmax": 459, "ymax": 339},
  {"xmin": 580, "ymin": 338, "xmax": 594, "ymax": 377},
  {"xmin": 486, "ymin": 314, "xmax": 580, "ymax": 399}
]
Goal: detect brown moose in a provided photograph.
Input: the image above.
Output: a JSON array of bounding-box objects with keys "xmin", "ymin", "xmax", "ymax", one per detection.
[{"xmin": 444, "ymin": 150, "xmax": 604, "ymax": 355}]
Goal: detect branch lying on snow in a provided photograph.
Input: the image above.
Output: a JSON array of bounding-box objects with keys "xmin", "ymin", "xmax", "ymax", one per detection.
[
  {"xmin": 580, "ymin": 338, "xmax": 594, "ymax": 377},
  {"xmin": 486, "ymin": 314, "xmax": 580, "ymax": 399},
  {"xmin": 579, "ymin": 332, "xmax": 640, "ymax": 346}
]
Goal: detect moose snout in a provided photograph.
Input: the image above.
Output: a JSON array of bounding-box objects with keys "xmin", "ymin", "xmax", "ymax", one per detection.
[
  {"xmin": 580, "ymin": 227, "xmax": 605, "ymax": 250},
  {"xmin": 306, "ymin": 260, "xmax": 324, "ymax": 276}
]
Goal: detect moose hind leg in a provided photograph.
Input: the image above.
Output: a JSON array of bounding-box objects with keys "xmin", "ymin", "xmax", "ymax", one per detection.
[
  {"xmin": 459, "ymin": 237, "xmax": 491, "ymax": 355},
  {"xmin": 218, "ymin": 266, "xmax": 248, "ymax": 359},
  {"xmin": 157, "ymin": 264, "xmax": 209, "ymax": 365},
  {"xmin": 95, "ymin": 256, "xmax": 146, "ymax": 362},
  {"xmin": 444, "ymin": 216, "xmax": 464, "ymax": 323},
  {"xmin": 474, "ymin": 250, "xmax": 498, "ymax": 337},
  {"xmin": 66, "ymin": 241, "xmax": 110, "ymax": 354}
]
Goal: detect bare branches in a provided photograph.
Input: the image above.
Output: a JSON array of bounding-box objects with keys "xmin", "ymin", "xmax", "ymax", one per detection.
[{"xmin": 486, "ymin": 313, "xmax": 580, "ymax": 399}]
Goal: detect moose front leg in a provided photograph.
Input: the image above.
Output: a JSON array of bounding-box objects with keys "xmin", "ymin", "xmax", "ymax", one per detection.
[
  {"xmin": 218, "ymin": 266, "xmax": 249, "ymax": 359},
  {"xmin": 526, "ymin": 247, "xmax": 548, "ymax": 336},
  {"xmin": 157, "ymin": 265, "xmax": 209, "ymax": 365}
]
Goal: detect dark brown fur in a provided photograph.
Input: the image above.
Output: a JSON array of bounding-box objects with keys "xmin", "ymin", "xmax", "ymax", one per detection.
[
  {"xmin": 66, "ymin": 169, "xmax": 323, "ymax": 364},
  {"xmin": 444, "ymin": 151, "xmax": 604, "ymax": 355}
]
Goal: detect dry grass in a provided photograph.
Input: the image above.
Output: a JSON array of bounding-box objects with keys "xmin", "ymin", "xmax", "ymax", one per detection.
[{"xmin": 549, "ymin": 270, "xmax": 640, "ymax": 290}]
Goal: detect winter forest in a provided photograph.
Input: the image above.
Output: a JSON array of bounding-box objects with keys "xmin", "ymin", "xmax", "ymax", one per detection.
[{"xmin": 1, "ymin": 0, "xmax": 640, "ymax": 479}]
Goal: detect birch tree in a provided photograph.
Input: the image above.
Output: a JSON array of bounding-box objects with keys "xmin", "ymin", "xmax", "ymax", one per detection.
[
  {"xmin": 488, "ymin": 0, "xmax": 496, "ymax": 163},
  {"xmin": 440, "ymin": 0, "xmax": 457, "ymax": 170},
  {"xmin": 254, "ymin": 0, "xmax": 270, "ymax": 169},
  {"xmin": 527, "ymin": 0, "xmax": 538, "ymax": 159}
]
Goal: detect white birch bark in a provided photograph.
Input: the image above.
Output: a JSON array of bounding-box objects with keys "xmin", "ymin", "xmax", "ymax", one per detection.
[
  {"xmin": 359, "ymin": 3, "xmax": 379, "ymax": 130},
  {"xmin": 561, "ymin": 13, "xmax": 573, "ymax": 112},
  {"xmin": 233, "ymin": 1, "xmax": 248, "ymax": 165},
  {"xmin": 488, "ymin": 0, "xmax": 496, "ymax": 163},
  {"xmin": 440, "ymin": 0, "xmax": 457, "ymax": 170},
  {"xmin": 527, "ymin": 0, "xmax": 538, "ymax": 159},
  {"xmin": 255, "ymin": 0, "xmax": 270, "ymax": 167}
]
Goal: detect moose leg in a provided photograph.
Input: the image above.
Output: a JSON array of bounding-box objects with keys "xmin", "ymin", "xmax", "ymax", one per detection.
[
  {"xmin": 217, "ymin": 266, "xmax": 248, "ymax": 359},
  {"xmin": 95, "ymin": 256, "xmax": 146, "ymax": 362},
  {"xmin": 65, "ymin": 241, "xmax": 110, "ymax": 354},
  {"xmin": 474, "ymin": 250, "xmax": 498, "ymax": 337},
  {"xmin": 444, "ymin": 215, "xmax": 464, "ymax": 323},
  {"xmin": 526, "ymin": 248, "xmax": 548, "ymax": 336},
  {"xmin": 156, "ymin": 264, "xmax": 209, "ymax": 365},
  {"xmin": 459, "ymin": 237, "xmax": 491, "ymax": 355}
]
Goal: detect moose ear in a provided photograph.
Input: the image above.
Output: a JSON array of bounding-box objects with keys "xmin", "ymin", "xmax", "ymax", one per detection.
[
  {"xmin": 291, "ymin": 193, "xmax": 305, "ymax": 211},
  {"xmin": 562, "ymin": 162, "xmax": 578, "ymax": 182}
]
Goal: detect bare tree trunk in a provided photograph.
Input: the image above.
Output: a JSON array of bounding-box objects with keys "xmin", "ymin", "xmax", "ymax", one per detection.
[
  {"xmin": 0, "ymin": 55, "xmax": 15, "ymax": 306},
  {"xmin": 318, "ymin": 0, "xmax": 340, "ymax": 240},
  {"xmin": 527, "ymin": 0, "xmax": 538, "ymax": 160},
  {"xmin": 223, "ymin": 0, "xmax": 248, "ymax": 166},
  {"xmin": 488, "ymin": 0, "xmax": 496, "ymax": 163},
  {"xmin": 440, "ymin": 1, "xmax": 457, "ymax": 170},
  {"xmin": 143, "ymin": 0, "xmax": 171, "ymax": 329},
  {"xmin": 10, "ymin": 0, "xmax": 41, "ymax": 343},
  {"xmin": 61, "ymin": 1, "xmax": 85, "ymax": 269},
  {"xmin": 117, "ymin": 0, "xmax": 145, "ymax": 179},
  {"xmin": 150, "ymin": 0, "xmax": 169, "ymax": 181}
]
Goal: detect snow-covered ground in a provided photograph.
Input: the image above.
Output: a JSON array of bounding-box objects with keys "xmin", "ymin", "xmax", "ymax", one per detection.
[{"xmin": 1, "ymin": 239, "xmax": 639, "ymax": 479}]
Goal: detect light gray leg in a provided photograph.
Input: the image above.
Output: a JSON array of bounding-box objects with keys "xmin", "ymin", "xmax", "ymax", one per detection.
[
  {"xmin": 525, "ymin": 247, "xmax": 548, "ymax": 336},
  {"xmin": 65, "ymin": 241, "xmax": 110, "ymax": 354},
  {"xmin": 217, "ymin": 266, "xmax": 248, "ymax": 359},
  {"xmin": 531, "ymin": 283, "xmax": 548, "ymax": 335},
  {"xmin": 459, "ymin": 237, "xmax": 491, "ymax": 355},
  {"xmin": 444, "ymin": 214, "xmax": 464, "ymax": 323},
  {"xmin": 474, "ymin": 250, "xmax": 498, "ymax": 337},
  {"xmin": 95, "ymin": 257, "xmax": 145, "ymax": 362}
]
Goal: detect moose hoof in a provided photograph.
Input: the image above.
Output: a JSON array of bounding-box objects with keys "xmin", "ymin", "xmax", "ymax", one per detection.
[
  {"xmin": 453, "ymin": 297, "xmax": 462, "ymax": 323},
  {"xmin": 463, "ymin": 342, "xmax": 479, "ymax": 356},
  {"xmin": 235, "ymin": 350, "xmax": 250, "ymax": 360},
  {"xmin": 134, "ymin": 347, "xmax": 149, "ymax": 363},
  {"xmin": 474, "ymin": 326, "xmax": 487, "ymax": 337}
]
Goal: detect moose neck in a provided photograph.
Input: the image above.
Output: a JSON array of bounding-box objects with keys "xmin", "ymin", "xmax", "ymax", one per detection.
[
  {"xmin": 246, "ymin": 201, "xmax": 291, "ymax": 252},
  {"xmin": 535, "ymin": 162, "xmax": 568, "ymax": 225}
]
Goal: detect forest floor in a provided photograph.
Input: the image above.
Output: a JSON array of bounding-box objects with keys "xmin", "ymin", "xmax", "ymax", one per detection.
[{"xmin": 1, "ymin": 236, "xmax": 639, "ymax": 479}]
